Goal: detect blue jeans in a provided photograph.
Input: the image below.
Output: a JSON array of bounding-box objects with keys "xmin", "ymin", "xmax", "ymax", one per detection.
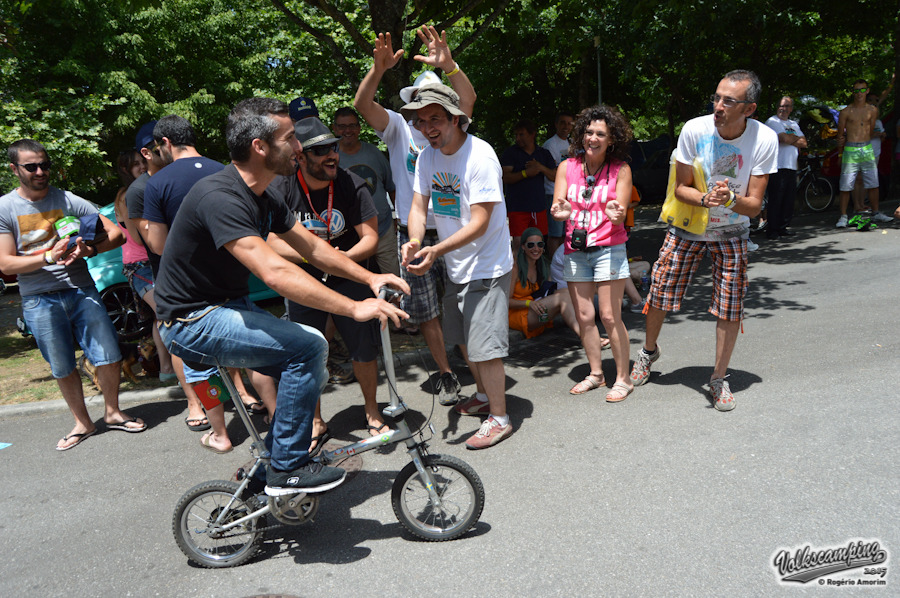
[
  {"xmin": 22, "ymin": 286, "xmax": 121, "ymax": 378},
  {"xmin": 158, "ymin": 297, "xmax": 328, "ymax": 472}
]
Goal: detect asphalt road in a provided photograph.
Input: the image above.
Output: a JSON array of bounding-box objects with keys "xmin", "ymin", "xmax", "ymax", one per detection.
[{"xmin": 1, "ymin": 206, "xmax": 898, "ymax": 597}]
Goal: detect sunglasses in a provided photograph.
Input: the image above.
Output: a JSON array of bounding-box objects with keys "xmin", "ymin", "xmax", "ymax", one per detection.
[
  {"xmin": 15, "ymin": 161, "xmax": 52, "ymax": 173},
  {"xmin": 582, "ymin": 175, "xmax": 596, "ymax": 199},
  {"xmin": 525, "ymin": 241, "xmax": 545, "ymax": 249},
  {"xmin": 305, "ymin": 143, "xmax": 338, "ymax": 157},
  {"xmin": 852, "ymin": 87, "xmax": 869, "ymax": 93}
]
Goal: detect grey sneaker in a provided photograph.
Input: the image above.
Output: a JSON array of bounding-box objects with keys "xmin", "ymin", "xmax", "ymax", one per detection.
[
  {"xmin": 630, "ymin": 346, "xmax": 660, "ymax": 386},
  {"xmin": 872, "ymin": 211, "xmax": 894, "ymax": 223},
  {"xmin": 437, "ymin": 371, "xmax": 462, "ymax": 406},
  {"xmin": 709, "ymin": 377, "xmax": 735, "ymax": 412},
  {"xmin": 836, "ymin": 214, "xmax": 848, "ymax": 228},
  {"xmin": 265, "ymin": 461, "xmax": 346, "ymax": 496}
]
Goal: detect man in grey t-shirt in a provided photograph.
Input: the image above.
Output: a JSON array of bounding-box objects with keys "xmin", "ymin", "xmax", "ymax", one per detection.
[{"xmin": 0, "ymin": 139, "xmax": 146, "ymax": 450}]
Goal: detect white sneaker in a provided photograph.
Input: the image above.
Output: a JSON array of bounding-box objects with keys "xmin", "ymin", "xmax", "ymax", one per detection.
[
  {"xmin": 747, "ymin": 240, "xmax": 759, "ymax": 252},
  {"xmin": 872, "ymin": 211, "xmax": 893, "ymax": 223},
  {"xmin": 836, "ymin": 214, "xmax": 848, "ymax": 228},
  {"xmin": 629, "ymin": 299, "xmax": 646, "ymax": 314}
]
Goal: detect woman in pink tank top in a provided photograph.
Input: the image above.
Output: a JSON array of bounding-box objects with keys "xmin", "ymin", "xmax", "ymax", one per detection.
[{"xmin": 550, "ymin": 105, "xmax": 635, "ymax": 402}]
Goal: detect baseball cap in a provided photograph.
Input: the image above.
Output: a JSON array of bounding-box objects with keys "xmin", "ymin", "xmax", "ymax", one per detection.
[
  {"xmin": 289, "ymin": 96, "xmax": 319, "ymax": 121},
  {"xmin": 399, "ymin": 83, "xmax": 469, "ymax": 127},
  {"xmin": 134, "ymin": 121, "xmax": 157, "ymax": 149}
]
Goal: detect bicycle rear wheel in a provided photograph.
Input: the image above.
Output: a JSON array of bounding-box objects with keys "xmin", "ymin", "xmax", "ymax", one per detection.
[
  {"xmin": 173, "ymin": 480, "xmax": 264, "ymax": 568},
  {"xmin": 392, "ymin": 454, "xmax": 484, "ymax": 541},
  {"xmin": 804, "ymin": 175, "xmax": 834, "ymax": 212}
]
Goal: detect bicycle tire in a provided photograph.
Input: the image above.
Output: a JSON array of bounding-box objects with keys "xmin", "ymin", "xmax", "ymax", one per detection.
[
  {"xmin": 804, "ymin": 175, "xmax": 834, "ymax": 212},
  {"xmin": 391, "ymin": 454, "xmax": 485, "ymax": 541},
  {"xmin": 172, "ymin": 480, "xmax": 264, "ymax": 568}
]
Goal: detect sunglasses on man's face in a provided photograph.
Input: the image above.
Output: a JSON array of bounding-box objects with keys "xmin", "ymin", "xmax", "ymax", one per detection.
[
  {"xmin": 15, "ymin": 161, "xmax": 52, "ymax": 173},
  {"xmin": 305, "ymin": 143, "xmax": 338, "ymax": 157},
  {"xmin": 525, "ymin": 241, "xmax": 545, "ymax": 249},
  {"xmin": 852, "ymin": 87, "xmax": 869, "ymax": 93}
]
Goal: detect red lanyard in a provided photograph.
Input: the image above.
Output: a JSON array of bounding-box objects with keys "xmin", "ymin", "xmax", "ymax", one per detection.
[{"xmin": 296, "ymin": 169, "xmax": 334, "ymax": 241}]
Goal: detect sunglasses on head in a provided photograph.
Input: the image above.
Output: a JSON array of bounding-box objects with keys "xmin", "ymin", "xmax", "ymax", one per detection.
[
  {"xmin": 525, "ymin": 241, "xmax": 545, "ymax": 249},
  {"xmin": 305, "ymin": 143, "xmax": 338, "ymax": 157},
  {"xmin": 15, "ymin": 161, "xmax": 52, "ymax": 173}
]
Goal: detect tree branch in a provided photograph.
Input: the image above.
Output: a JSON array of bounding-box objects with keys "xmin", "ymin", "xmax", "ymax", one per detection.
[{"xmin": 448, "ymin": 0, "xmax": 512, "ymax": 56}]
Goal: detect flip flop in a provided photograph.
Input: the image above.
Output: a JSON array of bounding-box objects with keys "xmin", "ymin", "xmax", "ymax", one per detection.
[
  {"xmin": 56, "ymin": 429, "xmax": 96, "ymax": 451},
  {"xmin": 309, "ymin": 429, "xmax": 332, "ymax": 458},
  {"xmin": 105, "ymin": 417, "xmax": 147, "ymax": 433},
  {"xmin": 367, "ymin": 423, "xmax": 390, "ymax": 437},
  {"xmin": 200, "ymin": 431, "xmax": 232, "ymax": 454},
  {"xmin": 240, "ymin": 396, "xmax": 266, "ymax": 414},
  {"xmin": 185, "ymin": 416, "xmax": 211, "ymax": 432},
  {"xmin": 605, "ymin": 382, "xmax": 634, "ymax": 403}
]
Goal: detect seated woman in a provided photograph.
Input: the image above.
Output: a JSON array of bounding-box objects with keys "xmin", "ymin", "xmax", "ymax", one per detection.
[{"xmin": 509, "ymin": 227, "xmax": 580, "ymax": 339}]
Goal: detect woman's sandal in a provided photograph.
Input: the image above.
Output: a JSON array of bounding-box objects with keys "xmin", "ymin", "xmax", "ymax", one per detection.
[
  {"xmin": 570, "ymin": 373, "xmax": 605, "ymax": 395},
  {"xmin": 605, "ymin": 382, "xmax": 634, "ymax": 403}
]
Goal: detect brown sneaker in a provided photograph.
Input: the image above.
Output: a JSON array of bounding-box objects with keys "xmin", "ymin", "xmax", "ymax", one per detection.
[
  {"xmin": 465, "ymin": 417, "xmax": 513, "ymax": 450},
  {"xmin": 327, "ymin": 361, "xmax": 355, "ymax": 384}
]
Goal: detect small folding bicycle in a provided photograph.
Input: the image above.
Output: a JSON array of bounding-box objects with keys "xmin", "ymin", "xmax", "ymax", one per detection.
[{"xmin": 172, "ymin": 288, "xmax": 485, "ymax": 568}]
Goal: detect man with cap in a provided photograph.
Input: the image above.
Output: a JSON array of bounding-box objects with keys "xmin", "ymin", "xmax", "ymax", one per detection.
[
  {"xmin": 267, "ymin": 115, "xmax": 388, "ymax": 444},
  {"xmin": 1, "ymin": 139, "xmax": 146, "ymax": 451},
  {"xmin": 153, "ymin": 97, "xmax": 408, "ymax": 495},
  {"xmin": 399, "ymin": 84, "xmax": 515, "ymax": 450},
  {"xmin": 289, "ymin": 96, "xmax": 319, "ymax": 122},
  {"xmin": 354, "ymin": 25, "xmax": 475, "ymax": 408}
]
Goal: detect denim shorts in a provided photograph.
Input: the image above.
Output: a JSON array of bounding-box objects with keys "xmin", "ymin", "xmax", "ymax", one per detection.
[
  {"xmin": 563, "ymin": 243, "xmax": 629, "ymax": 283},
  {"xmin": 22, "ymin": 286, "xmax": 122, "ymax": 378},
  {"xmin": 123, "ymin": 260, "xmax": 154, "ymax": 299},
  {"xmin": 443, "ymin": 271, "xmax": 511, "ymax": 362}
]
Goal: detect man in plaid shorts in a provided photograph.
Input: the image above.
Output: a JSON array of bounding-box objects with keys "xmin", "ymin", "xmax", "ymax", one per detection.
[{"xmin": 630, "ymin": 70, "xmax": 778, "ymax": 411}]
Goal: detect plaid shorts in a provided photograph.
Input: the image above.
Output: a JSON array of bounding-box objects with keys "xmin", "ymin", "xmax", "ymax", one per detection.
[
  {"xmin": 397, "ymin": 228, "xmax": 445, "ymax": 324},
  {"xmin": 647, "ymin": 229, "xmax": 748, "ymax": 321}
]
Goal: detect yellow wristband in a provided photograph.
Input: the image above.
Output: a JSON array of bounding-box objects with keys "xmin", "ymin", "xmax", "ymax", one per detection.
[
  {"xmin": 44, "ymin": 250, "xmax": 54, "ymax": 265},
  {"xmin": 409, "ymin": 238, "xmax": 421, "ymax": 246},
  {"xmin": 525, "ymin": 299, "xmax": 531, "ymax": 307},
  {"xmin": 521, "ymin": 170, "xmax": 528, "ymax": 179},
  {"xmin": 445, "ymin": 62, "xmax": 460, "ymax": 77}
]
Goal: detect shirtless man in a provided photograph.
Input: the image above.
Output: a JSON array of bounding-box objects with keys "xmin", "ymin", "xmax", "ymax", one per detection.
[{"xmin": 835, "ymin": 80, "xmax": 893, "ymax": 227}]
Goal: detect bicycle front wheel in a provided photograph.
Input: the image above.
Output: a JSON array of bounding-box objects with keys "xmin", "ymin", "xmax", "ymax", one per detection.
[
  {"xmin": 804, "ymin": 175, "xmax": 834, "ymax": 212},
  {"xmin": 392, "ymin": 454, "xmax": 485, "ymax": 541},
  {"xmin": 173, "ymin": 480, "xmax": 264, "ymax": 568}
]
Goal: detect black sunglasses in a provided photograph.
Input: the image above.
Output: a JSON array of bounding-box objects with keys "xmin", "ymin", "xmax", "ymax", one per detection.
[
  {"xmin": 582, "ymin": 175, "xmax": 595, "ymax": 199},
  {"xmin": 525, "ymin": 241, "xmax": 545, "ymax": 249},
  {"xmin": 305, "ymin": 143, "xmax": 338, "ymax": 157},
  {"xmin": 15, "ymin": 161, "xmax": 52, "ymax": 173}
]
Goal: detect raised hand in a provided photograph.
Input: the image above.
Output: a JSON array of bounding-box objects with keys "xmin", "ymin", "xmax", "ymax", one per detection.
[
  {"xmin": 413, "ymin": 25, "xmax": 454, "ymax": 72},
  {"xmin": 374, "ymin": 32, "xmax": 404, "ymax": 72}
]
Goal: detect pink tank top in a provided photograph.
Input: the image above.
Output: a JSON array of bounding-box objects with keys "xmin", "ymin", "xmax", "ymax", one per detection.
[
  {"xmin": 562, "ymin": 157, "xmax": 628, "ymax": 253},
  {"xmin": 118, "ymin": 221, "xmax": 148, "ymax": 264}
]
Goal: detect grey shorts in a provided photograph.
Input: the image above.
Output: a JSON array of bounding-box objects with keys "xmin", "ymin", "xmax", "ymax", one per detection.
[{"xmin": 442, "ymin": 271, "xmax": 511, "ymax": 362}]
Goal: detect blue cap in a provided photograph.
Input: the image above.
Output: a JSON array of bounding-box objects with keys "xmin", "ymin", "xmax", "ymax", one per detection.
[
  {"xmin": 289, "ymin": 96, "xmax": 319, "ymax": 121},
  {"xmin": 135, "ymin": 121, "xmax": 157, "ymax": 149}
]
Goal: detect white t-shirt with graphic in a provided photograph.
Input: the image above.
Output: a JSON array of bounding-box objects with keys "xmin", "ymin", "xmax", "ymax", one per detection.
[
  {"xmin": 675, "ymin": 114, "xmax": 778, "ymax": 241},
  {"xmin": 765, "ymin": 115, "xmax": 805, "ymax": 170},
  {"xmin": 413, "ymin": 134, "xmax": 513, "ymax": 284},
  {"xmin": 376, "ymin": 109, "xmax": 435, "ymax": 228},
  {"xmin": 542, "ymin": 135, "xmax": 570, "ymax": 195}
]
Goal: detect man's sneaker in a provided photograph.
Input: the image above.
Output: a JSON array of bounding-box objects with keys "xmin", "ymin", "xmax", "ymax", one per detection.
[
  {"xmin": 836, "ymin": 214, "xmax": 848, "ymax": 228},
  {"xmin": 436, "ymin": 371, "xmax": 462, "ymax": 406},
  {"xmin": 629, "ymin": 346, "xmax": 660, "ymax": 386},
  {"xmin": 709, "ymin": 377, "xmax": 735, "ymax": 412},
  {"xmin": 454, "ymin": 394, "xmax": 490, "ymax": 416},
  {"xmin": 465, "ymin": 417, "xmax": 512, "ymax": 450},
  {"xmin": 629, "ymin": 298, "xmax": 646, "ymax": 314},
  {"xmin": 746, "ymin": 239, "xmax": 759, "ymax": 252},
  {"xmin": 327, "ymin": 361, "xmax": 355, "ymax": 384},
  {"xmin": 265, "ymin": 461, "xmax": 346, "ymax": 496},
  {"xmin": 872, "ymin": 211, "xmax": 894, "ymax": 223}
]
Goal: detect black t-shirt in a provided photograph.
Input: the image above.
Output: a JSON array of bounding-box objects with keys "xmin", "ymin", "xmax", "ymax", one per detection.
[
  {"xmin": 123, "ymin": 172, "xmax": 161, "ymax": 273},
  {"xmin": 154, "ymin": 165, "xmax": 295, "ymax": 321},
  {"xmin": 285, "ymin": 167, "xmax": 377, "ymax": 282}
]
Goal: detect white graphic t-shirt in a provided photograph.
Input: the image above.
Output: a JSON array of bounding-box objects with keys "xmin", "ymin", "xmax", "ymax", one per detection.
[
  {"xmin": 377, "ymin": 110, "xmax": 435, "ymax": 228},
  {"xmin": 675, "ymin": 115, "xmax": 778, "ymax": 241},
  {"xmin": 765, "ymin": 115, "xmax": 805, "ymax": 170},
  {"xmin": 413, "ymin": 134, "xmax": 512, "ymax": 284}
]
